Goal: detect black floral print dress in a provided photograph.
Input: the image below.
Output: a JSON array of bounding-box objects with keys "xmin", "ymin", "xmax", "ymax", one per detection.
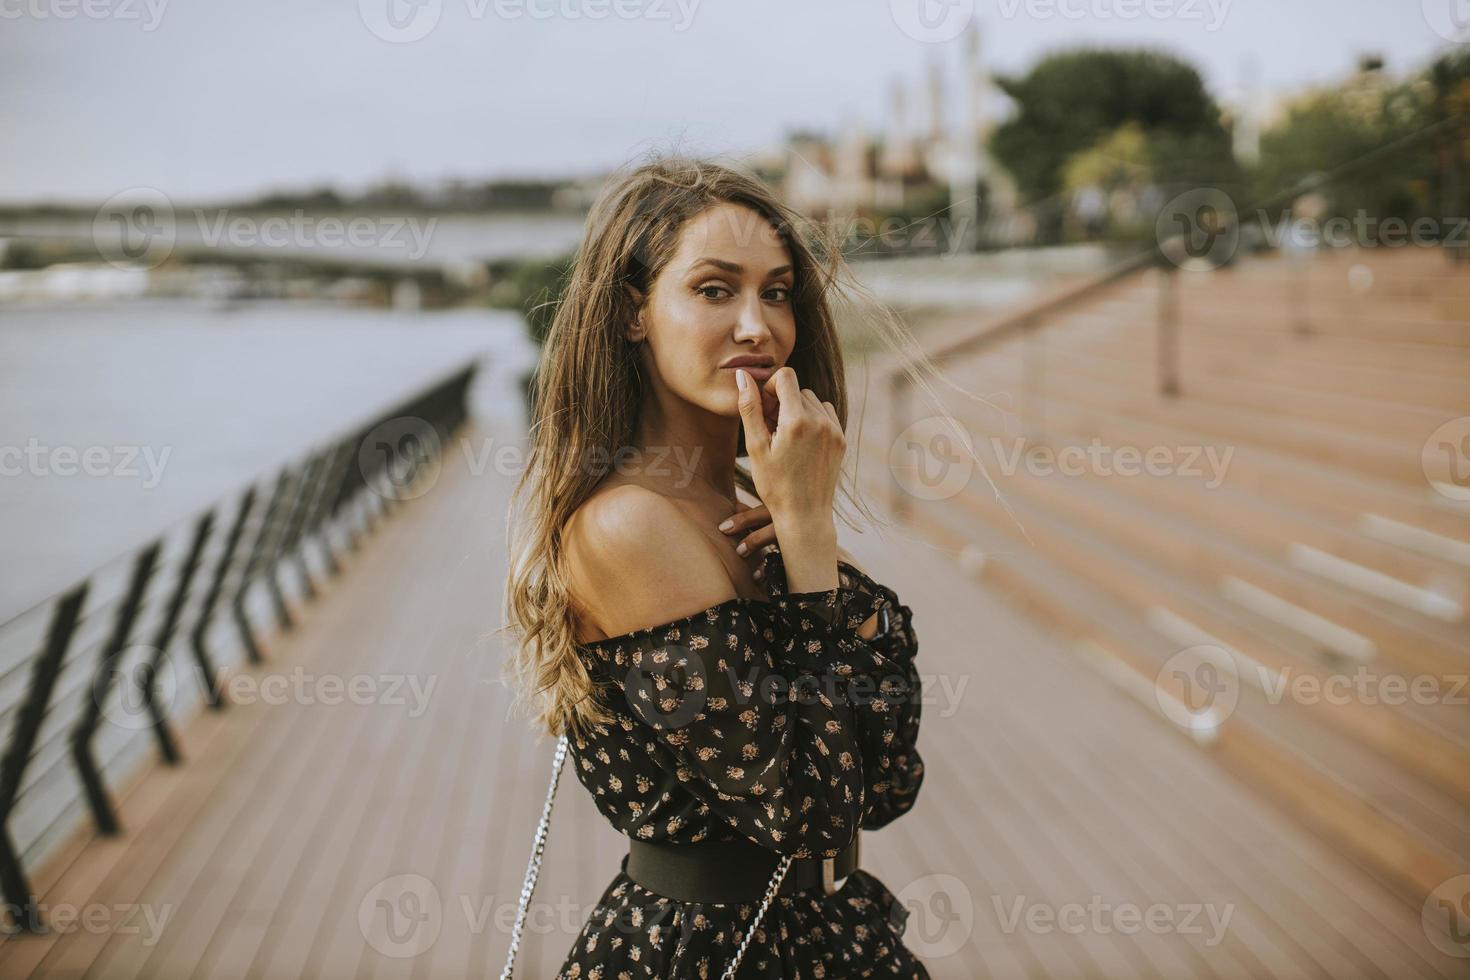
[{"xmin": 555, "ymin": 543, "xmax": 929, "ymax": 979}]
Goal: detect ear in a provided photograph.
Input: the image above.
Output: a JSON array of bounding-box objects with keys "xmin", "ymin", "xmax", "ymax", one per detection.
[
  {"xmin": 625, "ymin": 284, "xmax": 645, "ymax": 308},
  {"xmin": 624, "ymin": 285, "xmax": 647, "ymax": 342}
]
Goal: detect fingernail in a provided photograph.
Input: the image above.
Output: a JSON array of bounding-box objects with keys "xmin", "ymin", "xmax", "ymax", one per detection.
[
  {"xmin": 736, "ymin": 541, "xmax": 748, "ymax": 555},
  {"xmin": 735, "ymin": 368, "xmax": 747, "ymax": 392},
  {"xmin": 719, "ymin": 518, "xmax": 734, "ymax": 531},
  {"xmin": 754, "ymin": 569, "xmax": 763, "ymax": 580}
]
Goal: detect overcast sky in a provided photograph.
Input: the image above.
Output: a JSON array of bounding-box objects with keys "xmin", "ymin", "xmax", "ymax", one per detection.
[{"xmin": 1, "ymin": 0, "xmax": 1462, "ymax": 204}]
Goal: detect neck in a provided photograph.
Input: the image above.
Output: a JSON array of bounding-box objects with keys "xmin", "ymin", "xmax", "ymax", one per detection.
[{"xmin": 630, "ymin": 393, "xmax": 741, "ymax": 503}]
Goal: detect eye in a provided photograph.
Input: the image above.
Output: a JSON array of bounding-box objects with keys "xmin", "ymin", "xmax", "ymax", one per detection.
[
  {"xmin": 765, "ymin": 284, "xmax": 792, "ymax": 303},
  {"xmin": 695, "ymin": 283, "xmax": 732, "ymax": 301}
]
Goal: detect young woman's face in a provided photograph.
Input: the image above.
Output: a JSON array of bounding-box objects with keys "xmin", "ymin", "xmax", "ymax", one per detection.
[{"xmin": 636, "ymin": 201, "xmax": 797, "ymax": 421}]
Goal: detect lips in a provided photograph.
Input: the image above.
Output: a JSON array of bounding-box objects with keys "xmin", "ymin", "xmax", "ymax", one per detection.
[{"xmin": 723, "ymin": 365, "xmax": 776, "ymax": 385}]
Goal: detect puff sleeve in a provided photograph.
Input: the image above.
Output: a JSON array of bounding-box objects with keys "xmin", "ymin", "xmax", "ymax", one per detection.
[{"xmin": 771, "ymin": 557, "xmax": 925, "ymax": 831}]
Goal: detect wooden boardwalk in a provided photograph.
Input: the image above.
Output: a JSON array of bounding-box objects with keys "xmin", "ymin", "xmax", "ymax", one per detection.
[{"xmin": 0, "ymin": 408, "xmax": 1463, "ymax": 979}]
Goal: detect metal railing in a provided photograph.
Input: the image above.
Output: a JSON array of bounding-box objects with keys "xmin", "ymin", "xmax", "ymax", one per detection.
[
  {"xmin": 0, "ymin": 361, "xmax": 478, "ymax": 932},
  {"xmin": 887, "ymin": 114, "xmax": 1470, "ymax": 520}
]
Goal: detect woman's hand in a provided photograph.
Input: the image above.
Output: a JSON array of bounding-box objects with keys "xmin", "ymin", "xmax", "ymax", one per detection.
[
  {"xmin": 734, "ymin": 366, "xmax": 844, "ymax": 532},
  {"xmin": 718, "ymin": 500, "xmax": 777, "ymax": 579}
]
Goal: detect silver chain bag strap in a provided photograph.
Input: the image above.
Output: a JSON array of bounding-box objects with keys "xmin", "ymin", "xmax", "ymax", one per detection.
[{"xmin": 499, "ymin": 734, "xmax": 794, "ymax": 980}]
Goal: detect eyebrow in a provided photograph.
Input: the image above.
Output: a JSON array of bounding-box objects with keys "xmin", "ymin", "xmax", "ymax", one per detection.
[{"xmin": 690, "ymin": 258, "xmax": 792, "ymax": 277}]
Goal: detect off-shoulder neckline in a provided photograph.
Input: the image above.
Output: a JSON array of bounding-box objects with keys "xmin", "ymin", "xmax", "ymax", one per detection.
[{"xmin": 574, "ymin": 546, "xmax": 880, "ymax": 653}]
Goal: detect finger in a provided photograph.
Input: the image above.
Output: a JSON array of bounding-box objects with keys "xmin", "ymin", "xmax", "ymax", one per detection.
[
  {"xmin": 822, "ymin": 400, "xmax": 838, "ymax": 426},
  {"xmin": 759, "ymin": 379, "xmax": 780, "ymax": 429},
  {"xmin": 734, "ymin": 368, "xmax": 771, "ymax": 456},
  {"xmin": 737, "ymin": 525, "xmax": 777, "ymax": 557},
  {"xmin": 769, "ymin": 367, "xmax": 805, "ymax": 432},
  {"xmin": 801, "ymin": 389, "xmax": 823, "ymax": 415},
  {"xmin": 721, "ymin": 502, "xmax": 770, "ymax": 534},
  {"xmin": 720, "ymin": 501, "xmax": 758, "ymax": 532}
]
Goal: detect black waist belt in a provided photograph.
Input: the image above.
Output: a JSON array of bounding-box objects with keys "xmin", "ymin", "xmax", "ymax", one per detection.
[{"xmin": 625, "ymin": 835, "xmax": 860, "ymax": 904}]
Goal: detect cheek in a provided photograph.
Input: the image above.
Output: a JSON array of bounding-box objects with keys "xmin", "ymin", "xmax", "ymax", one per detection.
[
  {"xmin": 644, "ymin": 313, "xmax": 730, "ymax": 397},
  {"xmin": 658, "ymin": 297, "xmax": 729, "ymax": 365}
]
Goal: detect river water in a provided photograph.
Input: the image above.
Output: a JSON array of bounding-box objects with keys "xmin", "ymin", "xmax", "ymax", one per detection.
[{"xmin": 0, "ymin": 299, "xmax": 535, "ymax": 623}]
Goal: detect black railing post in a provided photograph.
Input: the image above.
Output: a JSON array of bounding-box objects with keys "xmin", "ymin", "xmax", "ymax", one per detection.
[
  {"xmin": 888, "ymin": 369, "xmax": 911, "ymax": 524},
  {"xmin": 275, "ymin": 453, "xmax": 325, "ymax": 606},
  {"xmin": 233, "ymin": 467, "xmax": 291, "ymax": 664},
  {"xmin": 303, "ymin": 443, "xmax": 351, "ymax": 579},
  {"xmin": 72, "ymin": 544, "xmax": 160, "ymax": 836},
  {"xmin": 1289, "ymin": 244, "xmax": 1312, "ymax": 336},
  {"xmin": 1021, "ymin": 317, "xmax": 1044, "ymax": 441},
  {"xmin": 143, "ymin": 511, "xmax": 214, "ymax": 765},
  {"xmin": 262, "ymin": 465, "xmax": 307, "ymax": 631},
  {"xmin": 335, "ymin": 430, "xmax": 370, "ymax": 554},
  {"xmin": 1440, "ymin": 122, "xmax": 1466, "ymax": 263},
  {"xmin": 190, "ymin": 486, "xmax": 257, "ymax": 709},
  {"xmin": 1158, "ymin": 264, "xmax": 1181, "ymax": 397},
  {"xmin": 0, "ymin": 585, "xmax": 88, "ymax": 933}
]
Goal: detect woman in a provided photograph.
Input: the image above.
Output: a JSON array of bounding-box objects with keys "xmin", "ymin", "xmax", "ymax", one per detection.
[{"xmin": 503, "ymin": 154, "xmax": 933, "ymax": 978}]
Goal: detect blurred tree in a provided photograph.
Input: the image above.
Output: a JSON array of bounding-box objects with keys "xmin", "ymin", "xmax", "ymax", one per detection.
[
  {"xmin": 990, "ymin": 48, "xmax": 1240, "ymax": 216},
  {"xmin": 1061, "ymin": 121, "xmax": 1153, "ymax": 241},
  {"xmin": 1428, "ymin": 47, "xmax": 1470, "ymax": 120},
  {"xmin": 1249, "ymin": 65, "xmax": 1433, "ymax": 224},
  {"xmin": 487, "ymin": 254, "xmax": 574, "ymax": 348}
]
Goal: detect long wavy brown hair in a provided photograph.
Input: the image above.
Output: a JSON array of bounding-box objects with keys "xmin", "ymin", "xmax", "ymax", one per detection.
[{"xmin": 498, "ymin": 150, "xmax": 959, "ymax": 743}]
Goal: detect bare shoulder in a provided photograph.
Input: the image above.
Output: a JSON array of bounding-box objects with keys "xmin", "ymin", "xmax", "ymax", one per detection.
[{"xmin": 565, "ymin": 485, "xmax": 739, "ymax": 642}]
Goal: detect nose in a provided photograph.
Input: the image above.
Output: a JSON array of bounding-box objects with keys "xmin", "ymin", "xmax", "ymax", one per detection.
[{"xmin": 732, "ymin": 289, "xmax": 775, "ymax": 344}]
